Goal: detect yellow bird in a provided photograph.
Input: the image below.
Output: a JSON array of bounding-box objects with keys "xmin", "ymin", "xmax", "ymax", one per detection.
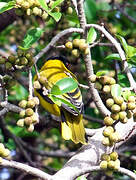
[{"xmin": 34, "ymin": 56, "xmax": 86, "ymax": 144}]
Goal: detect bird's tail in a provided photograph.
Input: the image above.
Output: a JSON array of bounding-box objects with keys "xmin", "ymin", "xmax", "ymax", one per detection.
[{"xmin": 61, "ymin": 110, "xmax": 86, "ymax": 144}]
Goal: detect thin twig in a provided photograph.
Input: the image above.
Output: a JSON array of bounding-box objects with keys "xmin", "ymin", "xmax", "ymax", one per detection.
[
  {"xmin": 77, "ymin": 0, "xmax": 86, "ymax": 36},
  {"xmin": 16, "ymin": 173, "xmax": 27, "ymax": 180},
  {"xmin": 72, "ymin": 166, "xmax": 101, "ymax": 179},
  {"xmin": 71, "ymin": 0, "xmax": 78, "ymax": 15},
  {"xmin": 77, "ymin": 0, "xmax": 110, "ymax": 117},
  {"xmin": 0, "ymin": 159, "xmax": 51, "ymax": 180},
  {"xmin": 0, "ymin": 117, "xmax": 34, "ymax": 166},
  {"xmin": 116, "ymin": 4, "xmax": 136, "ymax": 24},
  {"xmin": 83, "ymin": 114, "xmax": 104, "ymax": 124},
  {"xmin": 119, "ymin": 145, "xmax": 136, "ymax": 153},
  {"xmin": 72, "ymin": 166, "xmax": 136, "ymax": 180},
  {"xmin": 86, "ymin": 24, "xmax": 136, "ymax": 92},
  {"xmin": 0, "ymin": 108, "xmax": 8, "ymax": 116},
  {"xmin": 90, "ymin": 39, "xmax": 101, "ymax": 48},
  {"xmin": 119, "ymin": 167, "xmax": 136, "ymax": 180},
  {"xmin": 54, "ymin": 45, "xmax": 65, "ymax": 49},
  {"xmin": 51, "ymin": 43, "xmax": 114, "ymax": 51},
  {"xmin": 34, "ymin": 28, "xmax": 84, "ymax": 63},
  {"xmin": 34, "ymin": 64, "xmax": 40, "ymax": 79},
  {"xmin": 79, "ymin": 83, "xmax": 89, "ymax": 89},
  {"xmin": 0, "ymin": 101, "xmax": 22, "ymax": 113},
  {"xmin": 119, "ymin": 152, "xmax": 136, "ymax": 161},
  {"xmin": 97, "ymin": 42, "xmax": 113, "ymax": 47},
  {"xmin": 4, "ymin": 89, "xmax": 8, "ymax": 102},
  {"xmin": 21, "ymin": 140, "xmax": 75, "ymax": 158},
  {"xmin": 28, "ymin": 68, "xmax": 33, "ymax": 99}
]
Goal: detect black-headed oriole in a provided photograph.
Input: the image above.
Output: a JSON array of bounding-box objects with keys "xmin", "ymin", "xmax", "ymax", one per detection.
[{"xmin": 34, "ymin": 56, "xmax": 86, "ymax": 144}]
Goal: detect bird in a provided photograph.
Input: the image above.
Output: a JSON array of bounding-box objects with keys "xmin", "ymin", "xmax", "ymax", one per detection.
[{"xmin": 34, "ymin": 56, "xmax": 86, "ymax": 144}]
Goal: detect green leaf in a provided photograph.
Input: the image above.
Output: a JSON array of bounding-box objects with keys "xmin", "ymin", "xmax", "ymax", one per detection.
[
  {"xmin": 96, "ymin": 70, "xmax": 108, "ymax": 76},
  {"xmin": 66, "ymin": 15, "xmax": 79, "ymax": 24},
  {"xmin": 38, "ymin": 0, "xmax": 63, "ymax": 21},
  {"xmin": 5, "ymin": 139, "xmax": 16, "ymax": 150},
  {"xmin": 97, "ymin": 1, "xmax": 110, "ymax": 11},
  {"xmin": 50, "ymin": 0, "xmax": 64, "ymax": 10},
  {"xmin": 127, "ymin": 45, "xmax": 136, "ymax": 58},
  {"xmin": 65, "ymin": 14, "xmax": 79, "ymax": 24},
  {"xmin": 76, "ymin": 176, "xmax": 87, "ymax": 180},
  {"xmin": 8, "ymin": 126, "xmax": 39, "ymax": 138},
  {"xmin": 105, "ymin": 53, "xmax": 121, "ymax": 61},
  {"xmin": 8, "ymin": 84, "xmax": 28, "ymax": 101},
  {"xmin": 51, "ymin": 84, "xmax": 61, "ymax": 95},
  {"xmin": 122, "ymin": 90, "xmax": 133, "ymax": 101},
  {"xmin": 51, "ymin": 77, "xmax": 78, "ymax": 95},
  {"xmin": 49, "ymin": 94, "xmax": 79, "ymax": 113},
  {"xmin": 38, "ymin": 0, "xmax": 48, "ymax": 11},
  {"xmin": 87, "ymin": 27, "xmax": 97, "ymax": 43},
  {"xmin": 118, "ymin": 73, "xmax": 130, "ymax": 87},
  {"xmin": 116, "ymin": 35, "xmax": 136, "ymax": 60},
  {"xmin": 0, "ymin": 2, "xmax": 7, "ymax": 8},
  {"xmin": 49, "ymin": 94, "xmax": 61, "ymax": 106},
  {"xmin": 116, "ymin": 35, "xmax": 128, "ymax": 55},
  {"xmin": 21, "ymin": 28, "xmax": 44, "ymax": 50},
  {"xmin": 84, "ymin": 0, "xmax": 97, "ymax": 23},
  {"xmin": 57, "ymin": 96, "xmax": 79, "ymax": 113},
  {"xmin": 111, "ymin": 84, "xmax": 122, "ymax": 97},
  {"xmin": 48, "ymin": 11, "xmax": 62, "ymax": 22},
  {"xmin": 128, "ymin": 56, "xmax": 136, "ymax": 67},
  {"xmin": 49, "ymin": 157, "xmax": 62, "ymax": 169},
  {"xmin": 0, "ymin": 1, "xmax": 15, "ymax": 14}
]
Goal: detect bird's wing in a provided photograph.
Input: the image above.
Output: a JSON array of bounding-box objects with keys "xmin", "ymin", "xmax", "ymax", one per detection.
[{"xmin": 61, "ymin": 87, "xmax": 84, "ymax": 116}]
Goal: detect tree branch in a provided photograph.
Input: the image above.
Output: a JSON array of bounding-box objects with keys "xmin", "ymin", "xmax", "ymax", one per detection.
[
  {"xmin": 71, "ymin": 0, "xmax": 78, "ymax": 15},
  {"xmin": 72, "ymin": 166, "xmax": 136, "ymax": 180},
  {"xmin": 0, "ymin": 101, "xmax": 22, "ymax": 113},
  {"xmin": 77, "ymin": 0, "xmax": 110, "ymax": 117},
  {"xmin": 77, "ymin": 0, "xmax": 86, "ymax": 34},
  {"xmin": 119, "ymin": 167, "xmax": 136, "ymax": 179},
  {"xmin": 0, "ymin": 108, "xmax": 8, "ymax": 116},
  {"xmin": 0, "ymin": 116, "xmax": 35, "ymax": 166},
  {"xmin": 86, "ymin": 24, "xmax": 136, "ymax": 92},
  {"xmin": 34, "ymin": 28, "xmax": 84, "ymax": 63},
  {"xmin": 83, "ymin": 114, "xmax": 104, "ymax": 124},
  {"xmin": 52, "ymin": 118, "xmax": 136, "ymax": 179},
  {"xmin": 28, "ymin": 68, "xmax": 33, "ymax": 99},
  {"xmin": 0, "ymin": 159, "xmax": 51, "ymax": 180},
  {"xmin": 21, "ymin": 139, "xmax": 75, "ymax": 158}
]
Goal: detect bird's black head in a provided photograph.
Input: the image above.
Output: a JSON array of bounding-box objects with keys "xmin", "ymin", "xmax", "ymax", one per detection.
[{"xmin": 47, "ymin": 56, "xmax": 70, "ymax": 68}]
